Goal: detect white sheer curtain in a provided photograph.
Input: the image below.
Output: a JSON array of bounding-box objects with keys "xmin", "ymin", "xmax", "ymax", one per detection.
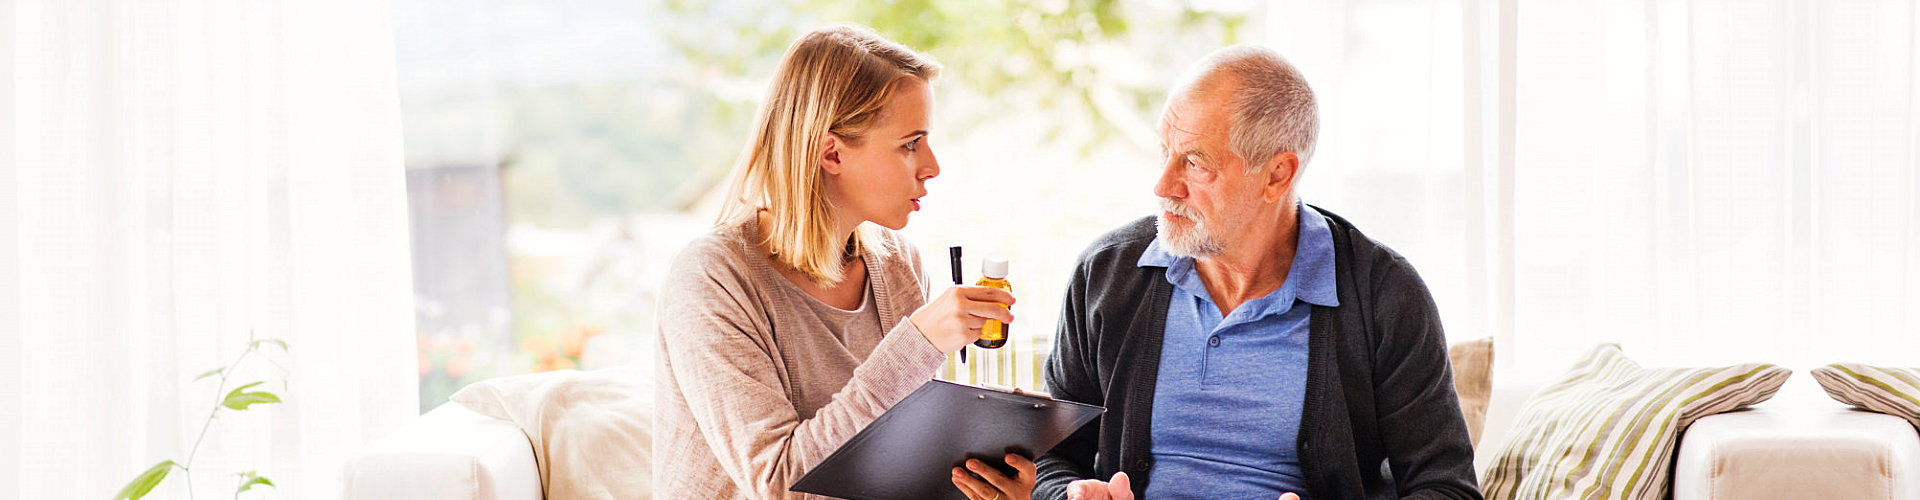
[
  {"xmin": 1, "ymin": 1, "xmax": 417, "ymax": 498},
  {"xmin": 1271, "ymin": 0, "xmax": 1920, "ymax": 369}
]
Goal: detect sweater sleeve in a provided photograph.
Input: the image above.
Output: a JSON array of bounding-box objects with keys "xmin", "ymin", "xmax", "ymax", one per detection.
[
  {"xmin": 658, "ymin": 245, "xmax": 948, "ymax": 499},
  {"xmin": 1034, "ymin": 257, "xmax": 1101, "ymax": 500},
  {"xmin": 1368, "ymin": 258, "xmax": 1484, "ymax": 500}
]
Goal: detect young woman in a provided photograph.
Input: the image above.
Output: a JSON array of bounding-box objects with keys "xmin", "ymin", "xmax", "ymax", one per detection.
[{"xmin": 652, "ymin": 25, "xmax": 1035, "ymax": 500}]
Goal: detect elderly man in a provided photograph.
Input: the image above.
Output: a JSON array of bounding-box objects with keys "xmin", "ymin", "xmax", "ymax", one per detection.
[{"xmin": 1032, "ymin": 46, "xmax": 1482, "ymax": 500}]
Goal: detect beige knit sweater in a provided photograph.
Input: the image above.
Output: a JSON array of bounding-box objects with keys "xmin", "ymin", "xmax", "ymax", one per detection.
[{"xmin": 652, "ymin": 217, "xmax": 947, "ymax": 499}]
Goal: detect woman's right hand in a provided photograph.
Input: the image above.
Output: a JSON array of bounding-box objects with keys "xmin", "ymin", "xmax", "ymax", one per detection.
[{"xmin": 910, "ymin": 285, "xmax": 1016, "ymax": 353}]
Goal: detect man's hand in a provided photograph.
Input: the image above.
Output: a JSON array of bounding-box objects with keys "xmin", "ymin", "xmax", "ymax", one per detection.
[
  {"xmin": 1064, "ymin": 472, "xmax": 1302, "ymax": 500},
  {"xmin": 1064, "ymin": 472, "xmax": 1134, "ymax": 500}
]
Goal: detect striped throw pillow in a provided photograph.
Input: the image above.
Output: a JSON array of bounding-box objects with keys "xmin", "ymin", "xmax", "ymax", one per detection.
[
  {"xmin": 1480, "ymin": 344, "xmax": 1791, "ymax": 500},
  {"xmin": 1811, "ymin": 363, "xmax": 1920, "ymax": 429}
]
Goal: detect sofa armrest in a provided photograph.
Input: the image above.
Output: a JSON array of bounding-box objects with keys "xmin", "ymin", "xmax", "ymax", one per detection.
[
  {"xmin": 343, "ymin": 402, "xmax": 543, "ymax": 500},
  {"xmin": 1674, "ymin": 380, "xmax": 1920, "ymax": 500}
]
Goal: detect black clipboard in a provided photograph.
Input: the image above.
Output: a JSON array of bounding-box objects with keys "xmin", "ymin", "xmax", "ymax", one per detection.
[{"xmin": 789, "ymin": 379, "xmax": 1104, "ymax": 500}]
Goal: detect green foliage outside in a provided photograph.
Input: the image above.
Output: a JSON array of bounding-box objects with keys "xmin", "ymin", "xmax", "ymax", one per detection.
[{"xmin": 406, "ymin": 0, "xmax": 1248, "ymax": 229}]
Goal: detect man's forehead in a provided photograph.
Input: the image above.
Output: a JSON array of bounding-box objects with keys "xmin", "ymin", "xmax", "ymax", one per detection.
[{"xmin": 1159, "ymin": 96, "xmax": 1224, "ymax": 147}]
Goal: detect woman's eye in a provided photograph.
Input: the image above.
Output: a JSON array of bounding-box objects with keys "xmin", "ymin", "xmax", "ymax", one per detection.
[{"xmin": 903, "ymin": 137, "xmax": 922, "ymax": 152}]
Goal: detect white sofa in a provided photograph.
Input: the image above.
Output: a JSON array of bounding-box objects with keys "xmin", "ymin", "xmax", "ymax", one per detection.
[
  {"xmin": 1672, "ymin": 377, "xmax": 1920, "ymax": 500},
  {"xmin": 343, "ymin": 369, "xmax": 1920, "ymax": 499},
  {"xmin": 343, "ymin": 402, "xmax": 544, "ymax": 500},
  {"xmin": 346, "ymin": 366, "xmax": 1544, "ymax": 500}
]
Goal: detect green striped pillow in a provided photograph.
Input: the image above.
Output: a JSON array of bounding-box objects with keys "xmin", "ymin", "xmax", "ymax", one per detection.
[
  {"xmin": 1480, "ymin": 344, "xmax": 1790, "ymax": 500},
  {"xmin": 1811, "ymin": 363, "xmax": 1920, "ymax": 429}
]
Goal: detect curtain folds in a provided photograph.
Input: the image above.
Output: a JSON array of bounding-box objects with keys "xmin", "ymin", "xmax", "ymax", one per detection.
[
  {"xmin": 1272, "ymin": 0, "xmax": 1920, "ymax": 369},
  {"xmin": 2, "ymin": 0, "xmax": 417, "ymax": 498}
]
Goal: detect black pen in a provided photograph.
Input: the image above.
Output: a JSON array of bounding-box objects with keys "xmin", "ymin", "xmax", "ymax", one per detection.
[{"xmin": 949, "ymin": 246, "xmax": 965, "ymax": 363}]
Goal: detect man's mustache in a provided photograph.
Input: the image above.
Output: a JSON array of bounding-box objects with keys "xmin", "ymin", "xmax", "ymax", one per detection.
[{"xmin": 1160, "ymin": 199, "xmax": 1201, "ymax": 222}]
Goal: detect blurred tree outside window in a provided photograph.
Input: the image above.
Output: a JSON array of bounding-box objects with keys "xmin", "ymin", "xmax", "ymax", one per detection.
[{"xmin": 394, "ymin": 0, "xmax": 1255, "ymax": 411}]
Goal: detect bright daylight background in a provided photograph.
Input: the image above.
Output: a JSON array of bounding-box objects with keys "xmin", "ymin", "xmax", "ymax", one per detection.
[{"xmin": 3, "ymin": 0, "xmax": 1918, "ymax": 498}]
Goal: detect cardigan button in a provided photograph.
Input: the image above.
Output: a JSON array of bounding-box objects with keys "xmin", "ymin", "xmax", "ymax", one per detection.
[{"xmin": 1135, "ymin": 458, "xmax": 1153, "ymax": 471}]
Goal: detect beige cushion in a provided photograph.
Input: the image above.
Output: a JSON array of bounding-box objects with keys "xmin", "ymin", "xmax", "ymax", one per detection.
[
  {"xmin": 452, "ymin": 367, "xmax": 654, "ymax": 500},
  {"xmin": 1673, "ymin": 378, "xmax": 1920, "ymax": 500},
  {"xmin": 1479, "ymin": 344, "xmax": 1790, "ymax": 500},
  {"xmin": 1811, "ymin": 363, "xmax": 1920, "ymax": 430},
  {"xmin": 1449, "ymin": 337, "xmax": 1494, "ymax": 448}
]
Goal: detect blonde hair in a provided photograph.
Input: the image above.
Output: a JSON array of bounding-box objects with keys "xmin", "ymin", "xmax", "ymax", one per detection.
[{"xmin": 717, "ymin": 25, "xmax": 941, "ymax": 284}]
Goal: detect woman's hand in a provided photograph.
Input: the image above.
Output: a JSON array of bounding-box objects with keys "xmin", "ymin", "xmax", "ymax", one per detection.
[
  {"xmin": 951, "ymin": 453, "xmax": 1036, "ymax": 500},
  {"xmin": 910, "ymin": 285, "xmax": 1015, "ymax": 353}
]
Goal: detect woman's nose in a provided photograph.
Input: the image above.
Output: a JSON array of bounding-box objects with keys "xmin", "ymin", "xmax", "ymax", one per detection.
[{"xmin": 921, "ymin": 149, "xmax": 940, "ymax": 180}]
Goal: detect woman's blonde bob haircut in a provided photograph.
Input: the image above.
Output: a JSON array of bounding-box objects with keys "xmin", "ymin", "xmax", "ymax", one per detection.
[{"xmin": 717, "ymin": 25, "xmax": 941, "ymax": 284}]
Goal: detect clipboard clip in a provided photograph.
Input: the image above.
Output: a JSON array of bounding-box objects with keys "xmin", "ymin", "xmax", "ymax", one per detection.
[{"xmin": 978, "ymin": 382, "xmax": 1053, "ymax": 400}]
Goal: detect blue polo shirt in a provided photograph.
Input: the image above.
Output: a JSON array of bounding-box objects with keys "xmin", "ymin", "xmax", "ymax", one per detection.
[{"xmin": 1138, "ymin": 203, "xmax": 1339, "ymax": 499}]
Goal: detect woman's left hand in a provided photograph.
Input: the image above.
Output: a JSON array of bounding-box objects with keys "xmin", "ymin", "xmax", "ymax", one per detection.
[{"xmin": 951, "ymin": 453, "xmax": 1036, "ymax": 500}]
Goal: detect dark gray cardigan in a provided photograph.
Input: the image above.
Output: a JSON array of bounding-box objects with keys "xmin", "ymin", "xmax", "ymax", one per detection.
[{"xmin": 1034, "ymin": 207, "xmax": 1482, "ymax": 500}]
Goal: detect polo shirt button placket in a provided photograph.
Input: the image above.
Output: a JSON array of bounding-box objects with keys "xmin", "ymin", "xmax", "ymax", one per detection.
[{"xmin": 1208, "ymin": 335, "xmax": 1221, "ymax": 347}]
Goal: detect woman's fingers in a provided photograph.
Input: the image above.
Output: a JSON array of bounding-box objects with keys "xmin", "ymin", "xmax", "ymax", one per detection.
[
  {"xmin": 951, "ymin": 466, "xmax": 995, "ymax": 499},
  {"xmin": 966, "ymin": 459, "xmax": 1021, "ymax": 496},
  {"xmin": 909, "ymin": 284, "xmax": 1020, "ymax": 353},
  {"xmin": 957, "ymin": 285, "xmax": 1016, "ymax": 306},
  {"xmin": 1006, "ymin": 453, "xmax": 1037, "ymax": 482},
  {"xmin": 964, "ymin": 302, "xmax": 1014, "ymax": 324}
]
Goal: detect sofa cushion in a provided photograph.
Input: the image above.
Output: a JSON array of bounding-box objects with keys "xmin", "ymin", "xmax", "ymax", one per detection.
[
  {"xmin": 452, "ymin": 367, "xmax": 654, "ymax": 500},
  {"xmin": 1811, "ymin": 363, "xmax": 1920, "ymax": 430},
  {"xmin": 1478, "ymin": 344, "xmax": 1790, "ymax": 500},
  {"xmin": 1449, "ymin": 337, "xmax": 1494, "ymax": 448}
]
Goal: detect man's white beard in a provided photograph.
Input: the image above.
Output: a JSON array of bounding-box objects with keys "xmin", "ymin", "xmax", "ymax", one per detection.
[{"xmin": 1155, "ymin": 198, "xmax": 1225, "ymax": 258}]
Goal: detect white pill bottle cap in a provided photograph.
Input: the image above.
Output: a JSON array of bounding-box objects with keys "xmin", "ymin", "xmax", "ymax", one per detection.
[{"xmin": 981, "ymin": 256, "xmax": 1009, "ymax": 279}]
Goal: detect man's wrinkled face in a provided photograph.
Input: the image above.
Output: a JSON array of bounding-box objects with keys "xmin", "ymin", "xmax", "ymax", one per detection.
[{"xmin": 1153, "ymin": 83, "xmax": 1258, "ymax": 258}]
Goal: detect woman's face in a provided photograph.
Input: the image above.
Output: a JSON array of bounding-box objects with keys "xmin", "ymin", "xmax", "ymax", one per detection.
[{"xmin": 826, "ymin": 77, "xmax": 939, "ymax": 231}]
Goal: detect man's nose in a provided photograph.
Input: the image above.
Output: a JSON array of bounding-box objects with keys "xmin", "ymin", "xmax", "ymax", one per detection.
[{"xmin": 1153, "ymin": 164, "xmax": 1183, "ymax": 200}]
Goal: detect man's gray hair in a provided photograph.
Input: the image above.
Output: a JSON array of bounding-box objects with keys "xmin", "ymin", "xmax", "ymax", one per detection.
[{"xmin": 1189, "ymin": 46, "xmax": 1319, "ymax": 173}]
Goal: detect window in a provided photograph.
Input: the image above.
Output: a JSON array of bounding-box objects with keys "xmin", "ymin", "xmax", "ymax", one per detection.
[{"xmin": 394, "ymin": 0, "xmax": 1256, "ymax": 406}]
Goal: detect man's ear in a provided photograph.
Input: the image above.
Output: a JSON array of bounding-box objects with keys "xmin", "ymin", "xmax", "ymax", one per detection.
[
  {"xmin": 1261, "ymin": 152, "xmax": 1300, "ymax": 202},
  {"xmin": 819, "ymin": 135, "xmax": 845, "ymax": 175}
]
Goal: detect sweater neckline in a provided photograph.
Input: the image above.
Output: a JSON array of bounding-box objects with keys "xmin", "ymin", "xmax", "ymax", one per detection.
[{"xmin": 736, "ymin": 215, "xmax": 894, "ymax": 326}]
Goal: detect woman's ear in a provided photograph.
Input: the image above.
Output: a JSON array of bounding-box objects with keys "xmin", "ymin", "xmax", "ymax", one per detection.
[{"xmin": 819, "ymin": 135, "xmax": 845, "ymax": 175}]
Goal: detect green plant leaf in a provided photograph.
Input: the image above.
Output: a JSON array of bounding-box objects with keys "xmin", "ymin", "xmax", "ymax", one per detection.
[
  {"xmin": 226, "ymin": 380, "xmax": 264, "ymax": 394},
  {"xmin": 235, "ymin": 474, "xmax": 274, "ymax": 494},
  {"xmin": 250, "ymin": 338, "xmax": 288, "ymax": 352},
  {"xmin": 222, "ymin": 381, "xmax": 282, "ymax": 411},
  {"xmin": 193, "ymin": 368, "xmax": 224, "ymax": 381},
  {"xmin": 115, "ymin": 460, "xmax": 175, "ymax": 500}
]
